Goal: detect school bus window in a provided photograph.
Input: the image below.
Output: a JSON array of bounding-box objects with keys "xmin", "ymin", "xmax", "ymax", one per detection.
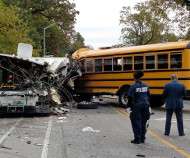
[
  {"xmin": 134, "ymin": 56, "xmax": 143, "ymax": 70},
  {"xmin": 113, "ymin": 57, "xmax": 122, "ymax": 71},
  {"xmin": 80, "ymin": 60, "xmax": 85, "ymax": 72},
  {"xmin": 123, "ymin": 56, "xmax": 132, "ymax": 70},
  {"xmin": 158, "ymin": 54, "xmax": 168, "ymax": 69},
  {"xmin": 170, "ymin": 52, "xmax": 182, "ymax": 69},
  {"xmin": 145, "ymin": 55, "xmax": 155, "ymax": 70},
  {"xmin": 95, "ymin": 59, "xmax": 102, "ymax": 72},
  {"xmin": 104, "ymin": 58, "xmax": 112, "ymax": 71},
  {"xmin": 86, "ymin": 59, "xmax": 93, "ymax": 72}
]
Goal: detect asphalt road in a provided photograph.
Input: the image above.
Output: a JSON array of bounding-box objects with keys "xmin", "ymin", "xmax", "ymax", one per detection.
[{"xmin": 0, "ymin": 99, "xmax": 190, "ymax": 158}]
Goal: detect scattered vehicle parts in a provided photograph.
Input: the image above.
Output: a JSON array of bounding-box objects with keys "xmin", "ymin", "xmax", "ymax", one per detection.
[
  {"xmin": 0, "ymin": 43, "xmax": 81, "ymax": 115},
  {"xmin": 136, "ymin": 154, "xmax": 146, "ymax": 157},
  {"xmin": 77, "ymin": 101, "xmax": 98, "ymax": 109},
  {"xmin": 82, "ymin": 127, "xmax": 101, "ymax": 132}
]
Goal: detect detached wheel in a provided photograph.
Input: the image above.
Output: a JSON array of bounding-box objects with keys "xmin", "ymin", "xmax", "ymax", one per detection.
[
  {"xmin": 77, "ymin": 102, "xmax": 98, "ymax": 109},
  {"xmin": 118, "ymin": 87, "xmax": 129, "ymax": 108}
]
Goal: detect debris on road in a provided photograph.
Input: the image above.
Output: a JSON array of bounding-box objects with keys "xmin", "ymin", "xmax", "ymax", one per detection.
[
  {"xmin": 35, "ymin": 143, "xmax": 43, "ymax": 146},
  {"xmin": 82, "ymin": 127, "xmax": 101, "ymax": 133},
  {"xmin": 77, "ymin": 101, "xmax": 98, "ymax": 109},
  {"xmin": 0, "ymin": 145, "xmax": 12, "ymax": 150},
  {"xmin": 136, "ymin": 154, "xmax": 145, "ymax": 157},
  {"xmin": 57, "ymin": 116, "xmax": 67, "ymax": 123}
]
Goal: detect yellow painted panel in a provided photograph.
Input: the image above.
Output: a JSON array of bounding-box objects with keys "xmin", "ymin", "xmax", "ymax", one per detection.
[
  {"xmin": 74, "ymin": 41, "xmax": 190, "ymax": 95},
  {"xmin": 73, "ymin": 41, "xmax": 190, "ymax": 59},
  {"xmin": 183, "ymin": 49, "xmax": 190, "ymax": 68}
]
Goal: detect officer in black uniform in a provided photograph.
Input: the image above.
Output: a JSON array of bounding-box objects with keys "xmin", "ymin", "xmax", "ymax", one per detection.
[{"xmin": 127, "ymin": 70, "xmax": 150, "ymax": 144}]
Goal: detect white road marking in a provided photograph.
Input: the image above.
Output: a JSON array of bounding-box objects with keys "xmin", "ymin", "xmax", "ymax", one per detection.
[
  {"xmin": 41, "ymin": 117, "xmax": 53, "ymax": 158},
  {"xmin": 0, "ymin": 118, "xmax": 23, "ymax": 145},
  {"xmin": 154, "ymin": 117, "xmax": 166, "ymax": 121}
]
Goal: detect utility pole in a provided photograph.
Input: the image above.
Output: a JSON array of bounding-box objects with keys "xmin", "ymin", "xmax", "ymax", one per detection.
[{"xmin": 43, "ymin": 22, "xmax": 63, "ymax": 57}]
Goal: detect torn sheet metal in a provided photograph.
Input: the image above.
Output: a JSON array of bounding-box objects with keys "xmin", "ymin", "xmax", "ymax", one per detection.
[{"xmin": 0, "ymin": 43, "xmax": 81, "ymax": 115}]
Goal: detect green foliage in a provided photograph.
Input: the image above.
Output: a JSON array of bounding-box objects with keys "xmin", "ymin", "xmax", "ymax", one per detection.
[
  {"xmin": 166, "ymin": 0, "xmax": 190, "ymax": 40},
  {"xmin": 120, "ymin": 0, "xmax": 188, "ymax": 46},
  {"xmin": 0, "ymin": 5, "xmax": 35, "ymax": 55},
  {"xmin": 173, "ymin": 0, "xmax": 190, "ymax": 8},
  {"xmin": 112, "ymin": 44, "xmax": 125, "ymax": 48},
  {"xmin": 184, "ymin": 0, "xmax": 190, "ymax": 7},
  {"xmin": 69, "ymin": 32, "xmax": 85, "ymax": 55},
  {"xmin": 0, "ymin": 0, "xmax": 81, "ymax": 56}
]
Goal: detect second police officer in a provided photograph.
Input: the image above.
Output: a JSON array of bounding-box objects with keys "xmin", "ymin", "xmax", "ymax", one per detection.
[{"xmin": 127, "ymin": 70, "xmax": 150, "ymax": 144}]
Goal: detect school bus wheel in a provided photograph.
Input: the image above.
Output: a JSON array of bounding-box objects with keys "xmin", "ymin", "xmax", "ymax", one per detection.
[{"xmin": 118, "ymin": 87, "xmax": 129, "ymax": 108}]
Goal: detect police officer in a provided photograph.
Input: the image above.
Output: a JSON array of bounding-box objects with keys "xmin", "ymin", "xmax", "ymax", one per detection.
[{"xmin": 127, "ymin": 70, "xmax": 150, "ymax": 144}]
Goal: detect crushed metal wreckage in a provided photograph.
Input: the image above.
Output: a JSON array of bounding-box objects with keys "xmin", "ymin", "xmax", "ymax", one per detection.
[{"xmin": 0, "ymin": 43, "xmax": 81, "ymax": 115}]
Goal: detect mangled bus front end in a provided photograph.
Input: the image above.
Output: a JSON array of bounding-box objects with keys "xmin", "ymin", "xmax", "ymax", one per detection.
[{"xmin": 0, "ymin": 43, "xmax": 80, "ymax": 114}]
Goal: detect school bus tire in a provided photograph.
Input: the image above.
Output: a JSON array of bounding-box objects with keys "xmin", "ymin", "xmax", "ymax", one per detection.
[{"xmin": 118, "ymin": 87, "xmax": 129, "ymax": 108}]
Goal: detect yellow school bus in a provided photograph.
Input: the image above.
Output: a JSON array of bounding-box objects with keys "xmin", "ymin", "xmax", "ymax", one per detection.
[{"xmin": 72, "ymin": 41, "xmax": 190, "ymax": 107}]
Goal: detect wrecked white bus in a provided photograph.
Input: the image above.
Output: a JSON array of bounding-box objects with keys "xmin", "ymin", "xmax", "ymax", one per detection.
[
  {"xmin": 72, "ymin": 41, "xmax": 190, "ymax": 107},
  {"xmin": 0, "ymin": 43, "xmax": 79, "ymax": 114}
]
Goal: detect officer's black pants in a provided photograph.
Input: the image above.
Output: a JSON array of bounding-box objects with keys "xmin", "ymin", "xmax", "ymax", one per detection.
[{"xmin": 130, "ymin": 102, "xmax": 150, "ymax": 142}]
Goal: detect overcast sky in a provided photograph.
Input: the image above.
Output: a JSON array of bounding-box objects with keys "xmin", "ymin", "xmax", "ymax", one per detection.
[{"xmin": 72, "ymin": 0, "xmax": 144, "ymax": 49}]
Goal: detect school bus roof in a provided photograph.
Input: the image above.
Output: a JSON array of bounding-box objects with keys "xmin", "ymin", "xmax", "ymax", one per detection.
[{"xmin": 72, "ymin": 40, "xmax": 190, "ymax": 59}]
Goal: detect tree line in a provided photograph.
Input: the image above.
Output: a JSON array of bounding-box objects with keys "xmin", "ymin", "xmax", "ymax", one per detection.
[
  {"xmin": 0, "ymin": 0, "xmax": 85, "ymax": 57},
  {"xmin": 118, "ymin": 0, "xmax": 190, "ymax": 47},
  {"xmin": 0, "ymin": 0, "xmax": 189, "ymax": 56}
]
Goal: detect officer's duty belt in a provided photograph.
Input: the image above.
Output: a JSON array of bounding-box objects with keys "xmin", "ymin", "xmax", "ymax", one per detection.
[{"xmin": 135, "ymin": 99, "xmax": 148, "ymax": 103}]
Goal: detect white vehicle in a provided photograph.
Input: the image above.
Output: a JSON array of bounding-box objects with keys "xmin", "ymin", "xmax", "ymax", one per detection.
[{"xmin": 0, "ymin": 43, "xmax": 79, "ymax": 114}]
